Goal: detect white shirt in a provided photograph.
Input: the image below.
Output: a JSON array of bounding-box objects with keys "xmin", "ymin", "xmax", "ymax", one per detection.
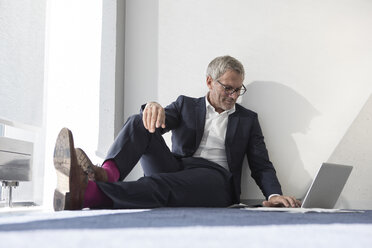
[{"xmin": 193, "ymin": 96, "xmax": 235, "ymax": 171}]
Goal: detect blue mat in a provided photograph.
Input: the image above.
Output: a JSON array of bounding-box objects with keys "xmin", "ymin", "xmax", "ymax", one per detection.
[{"xmin": 0, "ymin": 208, "xmax": 371, "ymax": 231}]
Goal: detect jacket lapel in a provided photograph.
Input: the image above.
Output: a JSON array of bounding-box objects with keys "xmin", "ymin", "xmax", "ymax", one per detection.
[
  {"xmin": 226, "ymin": 111, "xmax": 240, "ymax": 145},
  {"xmin": 225, "ymin": 110, "xmax": 240, "ymax": 168},
  {"xmin": 195, "ymin": 97, "xmax": 206, "ymax": 149}
]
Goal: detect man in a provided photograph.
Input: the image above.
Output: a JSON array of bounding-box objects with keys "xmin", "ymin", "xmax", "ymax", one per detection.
[{"xmin": 53, "ymin": 55, "xmax": 301, "ymax": 211}]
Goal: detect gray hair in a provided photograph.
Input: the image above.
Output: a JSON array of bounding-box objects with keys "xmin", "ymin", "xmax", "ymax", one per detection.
[{"xmin": 206, "ymin": 55, "xmax": 245, "ymax": 81}]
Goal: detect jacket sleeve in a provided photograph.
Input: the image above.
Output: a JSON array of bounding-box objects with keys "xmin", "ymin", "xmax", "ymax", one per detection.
[
  {"xmin": 162, "ymin": 95, "xmax": 184, "ymax": 133},
  {"xmin": 246, "ymin": 116, "xmax": 283, "ymax": 199}
]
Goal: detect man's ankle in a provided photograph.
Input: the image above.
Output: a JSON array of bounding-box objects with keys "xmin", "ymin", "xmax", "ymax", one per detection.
[
  {"xmin": 83, "ymin": 181, "xmax": 113, "ymax": 209},
  {"xmin": 102, "ymin": 160, "xmax": 120, "ymax": 182}
]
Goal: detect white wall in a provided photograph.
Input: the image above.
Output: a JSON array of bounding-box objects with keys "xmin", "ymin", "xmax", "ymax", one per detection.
[
  {"xmin": 329, "ymin": 94, "xmax": 372, "ymax": 209},
  {"xmin": 124, "ymin": 0, "xmax": 158, "ymax": 122},
  {"xmin": 0, "ymin": 0, "xmax": 46, "ymax": 205},
  {"xmin": 0, "ymin": 0, "xmax": 46, "ymax": 127},
  {"xmin": 43, "ymin": 0, "xmax": 103, "ymax": 209},
  {"xmin": 144, "ymin": 0, "xmax": 372, "ymax": 207},
  {"xmin": 123, "ymin": 0, "xmax": 159, "ymax": 181},
  {"xmin": 97, "ymin": 0, "xmax": 125, "ymax": 158}
]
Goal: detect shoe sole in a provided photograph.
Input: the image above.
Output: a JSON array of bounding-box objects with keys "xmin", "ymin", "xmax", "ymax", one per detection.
[{"xmin": 53, "ymin": 128, "xmax": 81, "ymax": 211}]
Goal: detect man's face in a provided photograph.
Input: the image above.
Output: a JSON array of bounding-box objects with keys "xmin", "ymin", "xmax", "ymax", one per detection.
[{"xmin": 207, "ymin": 70, "xmax": 244, "ymax": 113}]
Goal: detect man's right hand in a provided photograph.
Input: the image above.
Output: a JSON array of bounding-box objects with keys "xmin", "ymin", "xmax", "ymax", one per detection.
[{"xmin": 143, "ymin": 102, "xmax": 166, "ymax": 133}]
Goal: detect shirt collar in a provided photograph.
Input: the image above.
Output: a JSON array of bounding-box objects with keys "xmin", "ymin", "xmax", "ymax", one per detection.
[{"xmin": 205, "ymin": 95, "xmax": 236, "ymax": 116}]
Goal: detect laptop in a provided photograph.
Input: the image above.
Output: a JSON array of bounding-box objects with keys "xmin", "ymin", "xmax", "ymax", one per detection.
[{"xmin": 301, "ymin": 163, "xmax": 353, "ymax": 209}]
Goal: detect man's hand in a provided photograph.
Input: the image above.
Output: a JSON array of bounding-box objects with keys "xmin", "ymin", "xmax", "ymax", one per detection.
[
  {"xmin": 143, "ymin": 102, "xmax": 166, "ymax": 133},
  {"xmin": 262, "ymin": 195, "xmax": 301, "ymax": 208}
]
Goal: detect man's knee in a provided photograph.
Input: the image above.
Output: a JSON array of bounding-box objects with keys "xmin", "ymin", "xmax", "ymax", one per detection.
[
  {"xmin": 118, "ymin": 114, "xmax": 147, "ymax": 134},
  {"xmin": 124, "ymin": 114, "xmax": 143, "ymax": 127}
]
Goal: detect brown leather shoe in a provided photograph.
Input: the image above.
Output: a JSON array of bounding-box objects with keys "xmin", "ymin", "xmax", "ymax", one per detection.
[
  {"xmin": 53, "ymin": 128, "xmax": 87, "ymax": 211},
  {"xmin": 75, "ymin": 148, "xmax": 108, "ymax": 182}
]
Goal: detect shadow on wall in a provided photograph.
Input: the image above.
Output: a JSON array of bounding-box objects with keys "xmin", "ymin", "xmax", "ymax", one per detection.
[
  {"xmin": 240, "ymin": 81, "xmax": 319, "ymax": 199},
  {"xmin": 328, "ymin": 94, "xmax": 372, "ymax": 209}
]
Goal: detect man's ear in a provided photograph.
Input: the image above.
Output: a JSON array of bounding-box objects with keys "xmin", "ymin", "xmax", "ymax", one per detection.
[{"xmin": 206, "ymin": 76, "xmax": 213, "ymax": 90}]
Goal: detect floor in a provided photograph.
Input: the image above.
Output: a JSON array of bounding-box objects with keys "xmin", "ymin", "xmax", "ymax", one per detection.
[{"xmin": 0, "ymin": 207, "xmax": 371, "ymax": 247}]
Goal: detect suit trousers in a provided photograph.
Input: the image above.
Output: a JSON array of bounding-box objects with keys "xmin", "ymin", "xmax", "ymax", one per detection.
[{"xmin": 96, "ymin": 114, "xmax": 234, "ymax": 209}]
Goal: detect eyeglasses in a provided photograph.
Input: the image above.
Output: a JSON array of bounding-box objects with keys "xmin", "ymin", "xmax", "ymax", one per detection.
[{"xmin": 216, "ymin": 80, "xmax": 247, "ymax": 96}]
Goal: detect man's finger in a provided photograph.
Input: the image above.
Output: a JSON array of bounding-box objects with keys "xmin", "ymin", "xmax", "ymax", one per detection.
[
  {"xmin": 262, "ymin": 200, "xmax": 281, "ymax": 207},
  {"xmin": 160, "ymin": 109, "xmax": 166, "ymax": 128},
  {"xmin": 279, "ymin": 198, "xmax": 290, "ymax": 208},
  {"xmin": 285, "ymin": 196, "xmax": 296, "ymax": 208},
  {"xmin": 263, "ymin": 201, "xmax": 278, "ymax": 207},
  {"xmin": 262, "ymin": 201, "xmax": 270, "ymax": 207},
  {"xmin": 283, "ymin": 196, "xmax": 301, "ymax": 208},
  {"xmin": 156, "ymin": 107, "xmax": 164, "ymax": 128},
  {"xmin": 149, "ymin": 105, "xmax": 158, "ymax": 133},
  {"xmin": 147, "ymin": 106, "xmax": 153, "ymax": 132},
  {"xmin": 143, "ymin": 107, "xmax": 149, "ymax": 130}
]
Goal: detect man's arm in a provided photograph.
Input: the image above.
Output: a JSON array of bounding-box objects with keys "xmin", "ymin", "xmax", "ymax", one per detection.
[
  {"xmin": 247, "ymin": 115, "xmax": 301, "ymax": 208},
  {"xmin": 247, "ymin": 116, "xmax": 282, "ymax": 196}
]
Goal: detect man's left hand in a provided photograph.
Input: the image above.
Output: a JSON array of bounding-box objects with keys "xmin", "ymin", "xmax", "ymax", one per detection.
[{"xmin": 262, "ymin": 195, "xmax": 301, "ymax": 208}]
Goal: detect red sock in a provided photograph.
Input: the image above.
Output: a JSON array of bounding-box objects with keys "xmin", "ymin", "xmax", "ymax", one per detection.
[
  {"xmin": 83, "ymin": 181, "xmax": 112, "ymax": 208},
  {"xmin": 102, "ymin": 160, "xmax": 120, "ymax": 182}
]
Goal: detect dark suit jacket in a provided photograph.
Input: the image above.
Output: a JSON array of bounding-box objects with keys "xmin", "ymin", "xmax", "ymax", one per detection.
[{"xmin": 161, "ymin": 95, "xmax": 282, "ymax": 202}]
